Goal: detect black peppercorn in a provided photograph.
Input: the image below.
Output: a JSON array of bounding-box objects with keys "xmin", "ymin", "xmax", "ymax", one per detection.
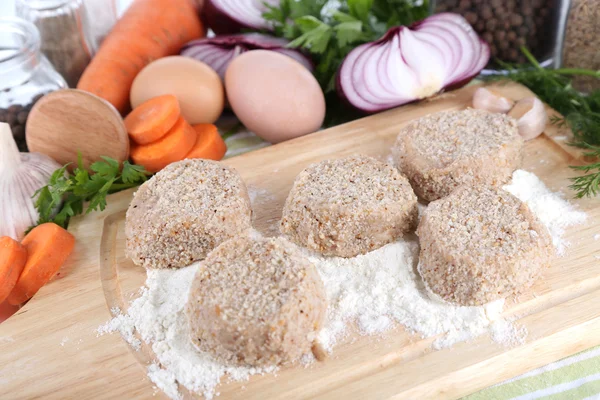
[
  {"xmin": 0, "ymin": 93, "xmax": 46, "ymax": 152},
  {"xmin": 436, "ymin": 0, "xmax": 556, "ymax": 65}
]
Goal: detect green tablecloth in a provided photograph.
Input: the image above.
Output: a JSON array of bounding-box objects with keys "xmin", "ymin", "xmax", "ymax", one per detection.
[
  {"xmin": 225, "ymin": 127, "xmax": 600, "ymax": 400},
  {"xmin": 467, "ymin": 346, "xmax": 600, "ymax": 400}
]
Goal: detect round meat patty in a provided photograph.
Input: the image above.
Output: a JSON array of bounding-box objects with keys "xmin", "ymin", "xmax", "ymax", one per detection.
[
  {"xmin": 126, "ymin": 159, "xmax": 252, "ymax": 269},
  {"xmin": 280, "ymin": 154, "xmax": 418, "ymax": 258},
  {"xmin": 185, "ymin": 235, "xmax": 327, "ymax": 367},
  {"xmin": 417, "ymin": 185, "xmax": 554, "ymax": 306},
  {"xmin": 392, "ymin": 109, "xmax": 523, "ymax": 201}
]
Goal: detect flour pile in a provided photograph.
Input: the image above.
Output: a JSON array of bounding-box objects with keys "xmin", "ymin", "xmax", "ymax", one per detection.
[
  {"xmin": 503, "ymin": 170, "xmax": 587, "ymax": 255},
  {"xmin": 99, "ymin": 266, "xmax": 276, "ymax": 400},
  {"xmin": 98, "ymin": 169, "xmax": 586, "ymax": 399}
]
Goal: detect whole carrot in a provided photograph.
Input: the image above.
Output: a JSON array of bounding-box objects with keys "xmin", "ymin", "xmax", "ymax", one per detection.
[{"xmin": 77, "ymin": 0, "xmax": 204, "ymax": 114}]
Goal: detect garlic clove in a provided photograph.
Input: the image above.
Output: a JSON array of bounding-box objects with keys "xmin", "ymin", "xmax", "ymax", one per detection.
[
  {"xmin": 508, "ymin": 97, "xmax": 548, "ymax": 141},
  {"xmin": 0, "ymin": 123, "xmax": 61, "ymax": 240},
  {"xmin": 472, "ymin": 87, "xmax": 515, "ymax": 114}
]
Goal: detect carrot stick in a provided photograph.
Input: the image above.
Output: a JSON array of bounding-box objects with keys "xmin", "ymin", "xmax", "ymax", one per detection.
[
  {"xmin": 0, "ymin": 301, "xmax": 19, "ymax": 323},
  {"xmin": 77, "ymin": 0, "xmax": 204, "ymax": 114},
  {"xmin": 7, "ymin": 223, "xmax": 75, "ymax": 306},
  {"xmin": 185, "ymin": 124, "xmax": 227, "ymax": 161},
  {"xmin": 0, "ymin": 237, "xmax": 27, "ymax": 304},
  {"xmin": 131, "ymin": 117, "xmax": 196, "ymax": 172},
  {"xmin": 125, "ymin": 95, "xmax": 181, "ymax": 145}
]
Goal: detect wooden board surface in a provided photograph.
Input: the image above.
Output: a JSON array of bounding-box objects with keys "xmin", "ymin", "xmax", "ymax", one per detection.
[{"xmin": 1, "ymin": 82, "xmax": 599, "ymax": 400}]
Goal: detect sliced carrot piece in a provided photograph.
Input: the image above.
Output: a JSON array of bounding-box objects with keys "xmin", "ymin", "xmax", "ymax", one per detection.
[
  {"xmin": 0, "ymin": 301, "xmax": 19, "ymax": 323},
  {"xmin": 130, "ymin": 116, "xmax": 196, "ymax": 172},
  {"xmin": 0, "ymin": 237, "xmax": 27, "ymax": 304},
  {"xmin": 185, "ymin": 124, "xmax": 227, "ymax": 161},
  {"xmin": 7, "ymin": 223, "xmax": 75, "ymax": 306},
  {"xmin": 125, "ymin": 95, "xmax": 181, "ymax": 145}
]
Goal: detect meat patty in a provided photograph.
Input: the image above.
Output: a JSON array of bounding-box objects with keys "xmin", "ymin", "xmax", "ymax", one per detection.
[
  {"xmin": 125, "ymin": 159, "xmax": 252, "ymax": 269},
  {"xmin": 185, "ymin": 234, "xmax": 327, "ymax": 367},
  {"xmin": 280, "ymin": 154, "xmax": 418, "ymax": 257},
  {"xmin": 417, "ymin": 185, "xmax": 554, "ymax": 306},
  {"xmin": 392, "ymin": 109, "xmax": 523, "ymax": 201}
]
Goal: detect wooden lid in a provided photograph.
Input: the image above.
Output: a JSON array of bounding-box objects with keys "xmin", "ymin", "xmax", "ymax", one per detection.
[{"xmin": 26, "ymin": 89, "xmax": 129, "ymax": 169}]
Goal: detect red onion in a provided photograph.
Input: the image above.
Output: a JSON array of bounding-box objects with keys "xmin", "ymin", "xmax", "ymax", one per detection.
[
  {"xmin": 203, "ymin": 0, "xmax": 278, "ymax": 34},
  {"xmin": 337, "ymin": 13, "xmax": 490, "ymax": 113},
  {"xmin": 181, "ymin": 33, "xmax": 313, "ymax": 79}
]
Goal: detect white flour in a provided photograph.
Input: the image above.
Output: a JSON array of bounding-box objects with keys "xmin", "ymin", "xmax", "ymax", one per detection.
[
  {"xmin": 98, "ymin": 169, "xmax": 586, "ymax": 399},
  {"xmin": 503, "ymin": 170, "xmax": 587, "ymax": 255},
  {"xmin": 307, "ymin": 239, "xmax": 508, "ymax": 351}
]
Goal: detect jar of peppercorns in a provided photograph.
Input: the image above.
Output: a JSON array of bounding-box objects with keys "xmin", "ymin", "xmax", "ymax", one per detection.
[
  {"xmin": 433, "ymin": 0, "xmax": 571, "ymax": 71},
  {"xmin": 0, "ymin": 17, "xmax": 67, "ymax": 152}
]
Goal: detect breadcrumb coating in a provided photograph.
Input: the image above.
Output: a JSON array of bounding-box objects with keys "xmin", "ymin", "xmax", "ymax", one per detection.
[
  {"xmin": 392, "ymin": 109, "xmax": 523, "ymax": 201},
  {"xmin": 280, "ymin": 154, "xmax": 418, "ymax": 257},
  {"xmin": 185, "ymin": 235, "xmax": 327, "ymax": 367},
  {"xmin": 125, "ymin": 159, "xmax": 252, "ymax": 269},
  {"xmin": 417, "ymin": 185, "xmax": 554, "ymax": 306}
]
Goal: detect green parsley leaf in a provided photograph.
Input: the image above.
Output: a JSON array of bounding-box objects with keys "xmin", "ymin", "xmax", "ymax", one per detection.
[
  {"xmin": 348, "ymin": 0, "xmax": 373, "ymax": 23},
  {"xmin": 31, "ymin": 156, "xmax": 150, "ymax": 229},
  {"xmin": 264, "ymin": 0, "xmax": 430, "ymax": 125},
  {"xmin": 334, "ymin": 21, "xmax": 364, "ymax": 47}
]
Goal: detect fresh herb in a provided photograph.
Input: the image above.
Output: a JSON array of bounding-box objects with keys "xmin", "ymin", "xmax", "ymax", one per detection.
[
  {"xmin": 33, "ymin": 155, "xmax": 150, "ymax": 229},
  {"xmin": 263, "ymin": 0, "xmax": 429, "ymax": 125},
  {"xmin": 500, "ymin": 47, "xmax": 600, "ymax": 198},
  {"xmin": 569, "ymin": 144, "xmax": 600, "ymax": 198}
]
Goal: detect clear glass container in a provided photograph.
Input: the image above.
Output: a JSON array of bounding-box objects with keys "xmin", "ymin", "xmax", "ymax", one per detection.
[
  {"xmin": 83, "ymin": 0, "xmax": 118, "ymax": 52},
  {"xmin": 15, "ymin": 0, "xmax": 94, "ymax": 87},
  {"xmin": 432, "ymin": 0, "xmax": 571, "ymax": 72},
  {"xmin": 563, "ymin": 0, "xmax": 600, "ymax": 92},
  {"xmin": 0, "ymin": 17, "xmax": 67, "ymax": 151}
]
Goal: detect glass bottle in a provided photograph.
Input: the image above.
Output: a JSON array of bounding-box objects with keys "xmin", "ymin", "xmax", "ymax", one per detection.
[
  {"xmin": 15, "ymin": 0, "xmax": 94, "ymax": 87},
  {"xmin": 0, "ymin": 17, "xmax": 67, "ymax": 151},
  {"xmin": 562, "ymin": 0, "xmax": 600, "ymax": 92},
  {"xmin": 82, "ymin": 0, "xmax": 118, "ymax": 53},
  {"xmin": 431, "ymin": 0, "xmax": 571, "ymax": 73}
]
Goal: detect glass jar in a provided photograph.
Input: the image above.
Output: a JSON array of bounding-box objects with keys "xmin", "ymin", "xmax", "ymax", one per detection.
[
  {"xmin": 15, "ymin": 0, "xmax": 94, "ymax": 87},
  {"xmin": 432, "ymin": 0, "xmax": 571, "ymax": 72},
  {"xmin": 83, "ymin": 0, "xmax": 118, "ymax": 53},
  {"xmin": 562, "ymin": 0, "xmax": 600, "ymax": 92},
  {"xmin": 0, "ymin": 17, "xmax": 67, "ymax": 151}
]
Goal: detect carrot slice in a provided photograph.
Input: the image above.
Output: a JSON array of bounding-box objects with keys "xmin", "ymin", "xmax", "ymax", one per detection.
[
  {"xmin": 7, "ymin": 223, "xmax": 75, "ymax": 306},
  {"xmin": 0, "ymin": 301, "xmax": 19, "ymax": 323},
  {"xmin": 125, "ymin": 95, "xmax": 181, "ymax": 145},
  {"xmin": 185, "ymin": 124, "xmax": 227, "ymax": 161},
  {"xmin": 130, "ymin": 117, "xmax": 196, "ymax": 172},
  {"xmin": 0, "ymin": 237, "xmax": 27, "ymax": 304}
]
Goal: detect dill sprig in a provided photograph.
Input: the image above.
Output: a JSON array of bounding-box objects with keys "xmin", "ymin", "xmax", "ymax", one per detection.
[
  {"xmin": 501, "ymin": 47, "xmax": 600, "ymax": 198},
  {"xmin": 569, "ymin": 144, "xmax": 600, "ymax": 198}
]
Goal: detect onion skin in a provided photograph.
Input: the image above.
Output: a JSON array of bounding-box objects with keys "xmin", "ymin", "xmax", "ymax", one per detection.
[
  {"xmin": 202, "ymin": 0, "xmax": 276, "ymax": 34},
  {"xmin": 337, "ymin": 13, "xmax": 490, "ymax": 113},
  {"xmin": 202, "ymin": 0, "xmax": 247, "ymax": 34},
  {"xmin": 181, "ymin": 33, "xmax": 314, "ymax": 79}
]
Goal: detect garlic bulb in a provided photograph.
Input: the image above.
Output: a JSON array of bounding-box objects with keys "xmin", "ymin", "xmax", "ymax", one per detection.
[
  {"xmin": 0, "ymin": 123, "xmax": 61, "ymax": 240},
  {"xmin": 508, "ymin": 97, "xmax": 548, "ymax": 141},
  {"xmin": 472, "ymin": 87, "xmax": 515, "ymax": 114}
]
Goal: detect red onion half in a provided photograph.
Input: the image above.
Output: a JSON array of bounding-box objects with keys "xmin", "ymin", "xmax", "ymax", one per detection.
[
  {"xmin": 337, "ymin": 13, "xmax": 490, "ymax": 113},
  {"xmin": 203, "ymin": 0, "xmax": 278, "ymax": 34},
  {"xmin": 181, "ymin": 33, "xmax": 314, "ymax": 79}
]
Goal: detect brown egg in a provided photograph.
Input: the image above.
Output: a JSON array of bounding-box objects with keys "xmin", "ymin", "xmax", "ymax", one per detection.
[
  {"xmin": 130, "ymin": 56, "xmax": 224, "ymax": 124},
  {"xmin": 225, "ymin": 50, "xmax": 325, "ymax": 143}
]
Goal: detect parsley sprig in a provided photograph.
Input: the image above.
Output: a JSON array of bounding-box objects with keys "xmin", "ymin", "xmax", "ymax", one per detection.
[
  {"xmin": 500, "ymin": 48, "xmax": 600, "ymax": 198},
  {"xmin": 263, "ymin": 0, "xmax": 429, "ymax": 126},
  {"xmin": 264, "ymin": 0, "xmax": 429, "ymax": 92},
  {"xmin": 33, "ymin": 155, "xmax": 150, "ymax": 229}
]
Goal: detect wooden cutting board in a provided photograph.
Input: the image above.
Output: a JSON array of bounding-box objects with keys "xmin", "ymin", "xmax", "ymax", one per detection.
[{"xmin": 1, "ymin": 82, "xmax": 599, "ymax": 400}]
